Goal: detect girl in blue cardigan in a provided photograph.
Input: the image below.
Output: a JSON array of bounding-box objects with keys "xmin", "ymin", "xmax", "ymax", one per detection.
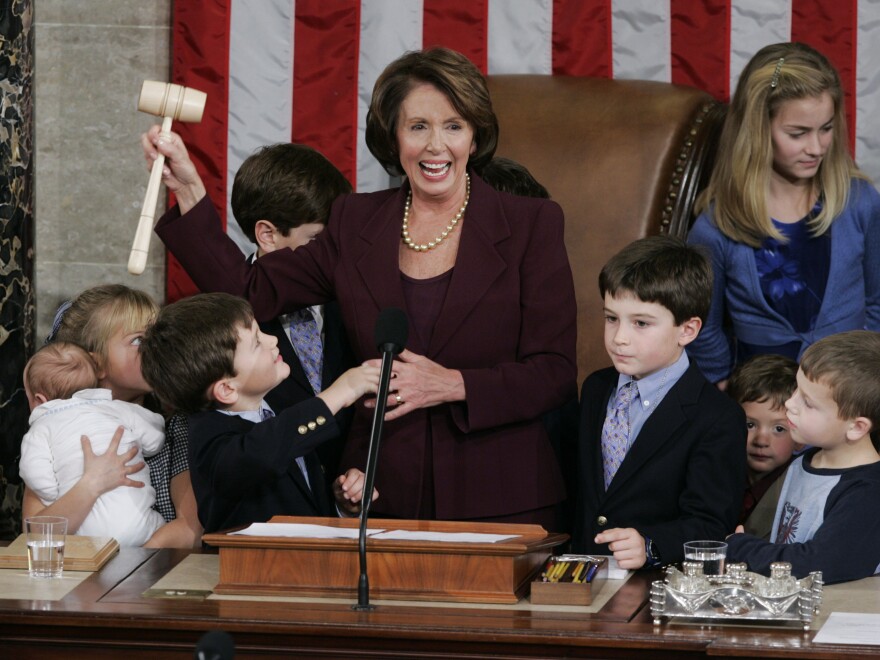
[{"xmin": 688, "ymin": 42, "xmax": 880, "ymax": 387}]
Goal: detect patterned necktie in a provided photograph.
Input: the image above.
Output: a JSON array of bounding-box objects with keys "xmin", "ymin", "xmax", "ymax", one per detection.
[
  {"xmin": 601, "ymin": 381, "xmax": 636, "ymax": 490},
  {"xmin": 288, "ymin": 308, "xmax": 323, "ymax": 393},
  {"xmin": 261, "ymin": 407, "xmax": 311, "ymax": 491}
]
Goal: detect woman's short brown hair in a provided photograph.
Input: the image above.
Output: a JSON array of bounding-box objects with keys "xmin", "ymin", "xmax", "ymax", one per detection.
[{"xmin": 366, "ymin": 47, "xmax": 498, "ymax": 177}]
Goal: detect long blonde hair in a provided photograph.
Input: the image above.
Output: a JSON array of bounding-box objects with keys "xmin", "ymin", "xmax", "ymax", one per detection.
[
  {"xmin": 697, "ymin": 42, "xmax": 864, "ymax": 247},
  {"xmin": 54, "ymin": 284, "xmax": 159, "ymax": 367}
]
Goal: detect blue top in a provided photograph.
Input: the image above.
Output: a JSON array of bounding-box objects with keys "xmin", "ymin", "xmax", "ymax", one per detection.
[
  {"xmin": 687, "ymin": 178, "xmax": 880, "ymax": 383},
  {"xmin": 741, "ymin": 210, "xmax": 831, "ymax": 362}
]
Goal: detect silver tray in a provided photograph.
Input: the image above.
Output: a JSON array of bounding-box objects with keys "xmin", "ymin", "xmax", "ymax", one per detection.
[{"xmin": 650, "ymin": 565, "xmax": 823, "ymax": 630}]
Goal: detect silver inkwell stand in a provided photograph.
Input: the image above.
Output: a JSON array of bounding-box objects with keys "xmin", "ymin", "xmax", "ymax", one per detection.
[{"xmin": 651, "ymin": 561, "xmax": 823, "ymax": 630}]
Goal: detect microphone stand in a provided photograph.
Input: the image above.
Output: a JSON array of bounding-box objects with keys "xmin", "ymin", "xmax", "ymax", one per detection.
[{"xmin": 352, "ymin": 342, "xmax": 396, "ymax": 611}]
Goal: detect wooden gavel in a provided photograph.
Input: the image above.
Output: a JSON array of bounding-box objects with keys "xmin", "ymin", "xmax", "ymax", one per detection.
[{"xmin": 128, "ymin": 81, "xmax": 207, "ymax": 275}]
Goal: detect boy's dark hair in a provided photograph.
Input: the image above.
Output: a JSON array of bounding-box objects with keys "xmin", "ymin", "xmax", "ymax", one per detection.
[
  {"xmin": 599, "ymin": 235, "xmax": 713, "ymax": 324},
  {"xmin": 728, "ymin": 354, "xmax": 798, "ymax": 410},
  {"xmin": 231, "ymin": 143, "xmax": 352, "ymax": 243},
  {"xmin": 140, "ymin": 293, "xmax": 254, "ymax": 414},
  {"xmin": 799, "ymin": 330, "xmax": 880, "ymax": 447},
  {"xmin": 480, "ymin": 157, "xmax": 549, "ymax": 199}
]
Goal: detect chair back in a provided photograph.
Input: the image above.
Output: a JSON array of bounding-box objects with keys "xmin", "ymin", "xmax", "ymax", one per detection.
[{"xmin": 488, "ymin": 75, "xmax": 725, "ymax": 382}]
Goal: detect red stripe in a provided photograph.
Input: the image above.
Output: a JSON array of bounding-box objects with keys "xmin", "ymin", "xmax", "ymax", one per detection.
[
  {"xmin": 551, "ymin": 0, "xmax": 612, "ymax": 77},
  {"xmin": 293, "ymin": 1, "xmax": 361, "ymax": 187},
  {"xmin": 670, "ymin": 0, "xmax": 730, "ymax": 100},
  {"xmin": 423, "ymin": 0, "xmax": 489, "ymax": 74},
  {"xmin": 791, "ymin": 0, "xmax": 858, "ymax": 152},
  {"xmin": 168, "ymin": 1, "xmax": 231, "ymax": 301}
]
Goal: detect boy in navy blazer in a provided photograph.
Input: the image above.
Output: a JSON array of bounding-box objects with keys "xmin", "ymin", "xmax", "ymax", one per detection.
[
  {"xmin": 232, "ymin": 143, "xmax": 356, "ymax": 477},
  {"xmin": 572, "ymin": 236, "xmax": 746, "ymax": 569},
  {"xmin": 140, "ymin": 293, "xmax": 379, "ymax": 534}
]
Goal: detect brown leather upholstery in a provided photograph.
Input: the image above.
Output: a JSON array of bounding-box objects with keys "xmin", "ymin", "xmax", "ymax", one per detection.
[{"xmin": 487, "ymin": 75, "xmax": 726, "ymax": 383}]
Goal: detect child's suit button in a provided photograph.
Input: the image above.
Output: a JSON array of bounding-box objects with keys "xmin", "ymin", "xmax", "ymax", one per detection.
[
  {"xmin": 597, "ymin": 516, "xmax": 607, "ymax": 526},
  {"xmin": 298, "ymin": 425, "xmax": 308, "ymax": 435},
  {"xmin": 308, "ymin": 421, "xmax": 317, "ymax": 430},
  {"xmin": 316, "ymin": 416, "xmax": 326, "ymax": 425}
]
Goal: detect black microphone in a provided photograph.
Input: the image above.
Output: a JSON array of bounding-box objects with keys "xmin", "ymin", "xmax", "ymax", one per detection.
[
  {"xmin": 194, "ymin": 630, "xmax": 235, "ymax": 660},
  {"xmin": 353, "ymin": 307, "xmax": 408, "ymax": 611}
]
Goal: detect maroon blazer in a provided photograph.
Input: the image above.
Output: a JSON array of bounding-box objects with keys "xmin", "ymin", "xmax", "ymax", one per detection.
[{"xmin": 156, "ymin": 173, "xmax": 577, "ymax": 520}]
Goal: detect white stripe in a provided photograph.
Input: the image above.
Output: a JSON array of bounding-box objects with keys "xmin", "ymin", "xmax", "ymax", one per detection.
[
  {"xmin": 856, "ymin": 0, "xmax": 880, "ymax": 182},
  {"xmin": 610, "ymin": 0, "xmax": 670, "ymax": 81},
  {"xmin": 729, "ymin": 0, "xmax": 791, "ymax": 98},
  {"xmin": 487, "ymin": 0, "xmax": 552, "ymax": 74},
  {"xmin": 227, "ymin": 0, "xmax": 294, "ymax": 254},
  {"xmin": 356, "ymin": 0, "xmax": 423, "ymax": 193}
]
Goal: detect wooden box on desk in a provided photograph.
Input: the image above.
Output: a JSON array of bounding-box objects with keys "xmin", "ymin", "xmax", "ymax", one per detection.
[
  {"xmin": 530, "ymin": 557, "xmax": 608, "ymax": 606},
  {"xmin": 202, "ymin": 516, "xmax": 567, "ymax": 604}
]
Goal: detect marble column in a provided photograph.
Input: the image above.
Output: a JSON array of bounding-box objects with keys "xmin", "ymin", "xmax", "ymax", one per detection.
[{"xmin": 0, "ymin": 0, "xmax": 34, "ymax": 539}]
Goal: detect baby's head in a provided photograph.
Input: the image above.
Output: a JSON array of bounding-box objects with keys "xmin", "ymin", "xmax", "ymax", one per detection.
[
  {"xmin": 24, "ymin": 342, "xmax": 98, "ymax": 410},
  {"xmin": 140, "ymin": 293, "xmax": 289, "ymax": 414},
  {"xmin": 728, "ymin": 354, "xmax": 799, "ymax": 480}
]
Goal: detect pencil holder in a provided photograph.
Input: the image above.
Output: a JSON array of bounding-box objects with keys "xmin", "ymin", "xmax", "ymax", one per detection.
[{"xmin": 530, "ymin": 555, "xmax": 608, "ymax": 605}]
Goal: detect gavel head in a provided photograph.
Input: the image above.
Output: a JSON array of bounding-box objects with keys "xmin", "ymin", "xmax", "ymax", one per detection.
[{"xmin": 138, "ymin": 81, "xmax": 206, "ymax": 122}]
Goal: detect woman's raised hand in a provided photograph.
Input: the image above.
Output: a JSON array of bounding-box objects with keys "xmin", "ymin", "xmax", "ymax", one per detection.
[{"xmin": 140, "ymin": 125, "xmax": 206, "ymax": 213}]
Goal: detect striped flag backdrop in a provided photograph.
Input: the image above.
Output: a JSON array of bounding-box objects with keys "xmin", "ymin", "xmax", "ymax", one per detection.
[{"xmin": 169, "ymin": 0, "xmax": 880, "ymax": 300}]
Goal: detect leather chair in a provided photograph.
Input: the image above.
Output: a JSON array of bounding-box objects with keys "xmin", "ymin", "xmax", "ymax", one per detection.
[{"xmin": 487, "ymin": 75, "xmax": 726, "ymax": 384}]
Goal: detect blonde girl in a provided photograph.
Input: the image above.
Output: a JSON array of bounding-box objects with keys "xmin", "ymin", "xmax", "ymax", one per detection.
[
  {"xmin": 688, "ymin": 42, "xmax": 880, "ymax": 386},
  {"xmin": 22, "ymin": 285, "xmax": 201, "ymax": 547}
]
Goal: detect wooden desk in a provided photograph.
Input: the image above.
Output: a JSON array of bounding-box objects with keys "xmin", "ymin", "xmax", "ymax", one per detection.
[{"xmin": 0, "ymin": 548, "xmax": 877, "ymax": 659}]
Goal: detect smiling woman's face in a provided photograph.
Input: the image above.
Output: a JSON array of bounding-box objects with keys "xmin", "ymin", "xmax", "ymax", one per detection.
[{"xmin": 395, "ymin": 82, "xmax": 475, "ymax": 205}]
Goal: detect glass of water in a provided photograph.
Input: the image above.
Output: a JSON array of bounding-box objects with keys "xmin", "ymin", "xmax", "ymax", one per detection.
[
  {"xmin": 683, "ymin": 540, "xmax": 727, "ymax": 576},
  {"xmin": 25, "ymin": 516, "xmax": 67, "ymax": 578}
]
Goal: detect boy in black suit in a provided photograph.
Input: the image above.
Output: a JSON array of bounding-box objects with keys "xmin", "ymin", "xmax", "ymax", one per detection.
[
  {"xmin": 232, "ymin": 143, "xmax": 356, "ymax": 476},
  {"xmin": 140, "ymin": 293, "xmax": 379, "ymax": 534},
  {"xmin": 572, "ymin": 235, "xmax": 746, "ymax": 569}
]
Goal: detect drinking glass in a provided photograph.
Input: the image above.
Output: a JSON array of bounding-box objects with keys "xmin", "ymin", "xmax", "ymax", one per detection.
[
  {"xmin": 683, "ymin": 540, "xmax": 727, "ymax": 576},
  {"xmin": 25, "ymin": 516, "xmax": 67, "ymax": 578}
]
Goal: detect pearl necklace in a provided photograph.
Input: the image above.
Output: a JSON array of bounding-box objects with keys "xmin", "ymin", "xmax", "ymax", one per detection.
[{"xmin": 401, "ymin": 174, "xmax": 470, "ymax": 252}]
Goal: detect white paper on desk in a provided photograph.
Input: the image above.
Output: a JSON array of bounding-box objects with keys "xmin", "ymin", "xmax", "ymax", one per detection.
[
  {"xmin": 229, "ymin": 523, "xmax": 384, "ymax": 539},
  {"xmin": 606, "ymin": 557, "xmax": 630, "ymax": 580},
  {"xmin": 369, "ymin": 530, "xmax": 518, "ymax": 543},
  {"xmin": 813, "ymin": 612, "xmax": 880, "ymax": 645}
]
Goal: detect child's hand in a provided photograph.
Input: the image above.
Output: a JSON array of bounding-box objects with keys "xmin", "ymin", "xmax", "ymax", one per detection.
[
  {"xmin": 726, "ymin": 524, "xmax": 746, "ymax": 539},
  {"xmin": 594, "ymin": 527, "xmax": 647, "ymax": 570},
  {"xmin": 317, "ymin": 365, "xmax": 381, "ymax": 414},
  {"xmin": 333, "ymin": 468, "xmax": 379, "ymax": 516},
  {"xmin": 81, "ymin": 426, "xmax": 146, "ymax": 498}
]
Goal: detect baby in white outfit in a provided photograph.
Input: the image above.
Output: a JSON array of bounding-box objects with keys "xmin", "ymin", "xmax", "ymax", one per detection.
[{"xmin": 20, "ymin": 342, "xmax": 166, "ymax": 546}]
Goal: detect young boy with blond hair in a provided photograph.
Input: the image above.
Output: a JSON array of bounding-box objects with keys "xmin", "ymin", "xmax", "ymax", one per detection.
[
  {"xmin": 572, "ymin": 235, "xmax": 746, "ymax": 569},
  {"xmin": 140, "ymin": 293, "xmax": 380, "ymax": 534},
  {"xmin": 728, "ymin": 354, "xmax": 801, "ymax": 539},
  {"xmin": 727, "ymin": 330, "xmax": 880, "ymax": 584}
]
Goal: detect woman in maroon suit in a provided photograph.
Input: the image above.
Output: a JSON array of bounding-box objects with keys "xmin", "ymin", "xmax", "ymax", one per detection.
[{"xmin": 143, "ymin": 48, "xmax": 577, "ymax": 529}]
